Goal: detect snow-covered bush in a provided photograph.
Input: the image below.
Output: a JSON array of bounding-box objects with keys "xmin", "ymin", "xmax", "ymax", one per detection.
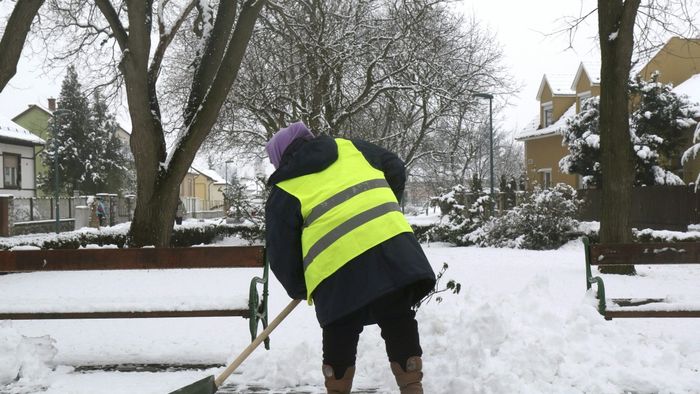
[
  {"xmin": 428, "ymin": 181, "xmax": 494, "ymax": 246},
  {"xmin": 469, "ymin": 184, "xmax": 580, "ymax": 250},
  {"xmin": 0, "ymin": 221, "xmax": 263, "ymax": 250},
  {"xmin": 682, "ymin": 124, "xmax": 700, "ymax": 190},
  {"xmin": 560, "ymin": 73, "xmax": 698, "ymax": 187}
]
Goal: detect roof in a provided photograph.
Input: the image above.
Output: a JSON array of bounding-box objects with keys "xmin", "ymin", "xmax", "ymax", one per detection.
[
  {"xmin": 12, "ymin": 103, "xmax": 131, "ymax": 137},
  {"xmin": 571, "ymin": 61, "xmax": 601, "ymax": 90},
  {"xmin": 11, "ymin": 104, "xmax": 53, "ymax": 122},
  {"xmin": 0, "ymin": 113, "xmax": 46, "ymax": 146},
  {"xmin": 673, "ymin": 73, "xmax": 700, "ymax": 104},
  {"xmin": 191, "ymin": 165, "xmax": 227, "ymax": 185},
  {"xmin": 516, "ymin": 102, "xmax": 577, "ymax": 141},
  {"xmin": 536, "ymin": 74, "xmax": 576, "ymax": 100}
]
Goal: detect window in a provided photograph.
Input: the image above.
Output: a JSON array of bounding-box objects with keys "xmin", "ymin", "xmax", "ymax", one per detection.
[
  {"xmin": 544, "ymin": 108, "xmax": 553, "ymax": 127},
  {"xmin": 538, "ymin": 169, "xmax": 552, "ymax": 189},
  {"xmin": 3, "ymin": 153, "xmax": 20, "ymax": 189},
  {"xmin": 542, "ymin": 103, "xmax": 554, "ymax": 127},
  {"xmin": 578, "ymin": 92, "xmax": 591, "ymax": 112}
]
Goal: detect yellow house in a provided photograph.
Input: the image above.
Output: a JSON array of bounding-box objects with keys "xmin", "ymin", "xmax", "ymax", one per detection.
[
  {"xmin": 517, "ymin": 73, "xmax": 579, "ymax": 189},
  {"xmin": 517, "ymin": 38, "xmax": 700, "ymax": 190},
  {"xmin": 179, "ymin": 165, "xmax": 227, "ymax": 212},
  {"xmin": 572, "ymin": 62, "xmax": 601, "ymax": 113}
]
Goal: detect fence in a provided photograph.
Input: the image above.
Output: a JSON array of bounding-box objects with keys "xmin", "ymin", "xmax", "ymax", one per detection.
[
  {"xmin": 4, "ymin": 195, "xmax": 229, "ymax": 236},
  {"xmin": 577, "ymin": 185, "xmax": 700, "ymax": 231}
]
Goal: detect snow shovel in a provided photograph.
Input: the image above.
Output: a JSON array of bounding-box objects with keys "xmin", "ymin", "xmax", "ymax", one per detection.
[{"xmin": 169, "ymin": 299, "xmax": 302, "ymax": 394}]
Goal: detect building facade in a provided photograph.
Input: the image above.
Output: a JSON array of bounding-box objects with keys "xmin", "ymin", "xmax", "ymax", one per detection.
[
  {"xmin": 517, "ymin": 37, "xmax": 700, "ymax": 190},
  {"xmin": 0, "ymin": 114, "xmax": 45, "ymax": 197}
]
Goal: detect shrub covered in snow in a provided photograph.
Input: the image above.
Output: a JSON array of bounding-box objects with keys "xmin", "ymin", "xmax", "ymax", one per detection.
[
  {"xmin": 469, "ymin": 184, "xmax": 581, "ymax": 250},
  {"xmin": 560, "ymin": 73, "xmax": 698, "ymax": 187},
  {"xmin": 0, "ymin": 221, "xmax": 263, "ymax": 250},
  {"xmin": 428, "ymin": 182, "xmax": 494, "ymax": 246}
]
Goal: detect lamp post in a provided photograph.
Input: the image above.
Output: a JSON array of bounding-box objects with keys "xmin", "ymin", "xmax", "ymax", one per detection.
[
  {"xmin": 51, "ymin": 109, "xmax": 71, "ymax": 233},
  {"xmin": 225, "ymin": 159, "xmax": 235, "ymax": 211},
  {"xmin": 474, "ymin": 93, "xmax": 494, "ymax": 196}
]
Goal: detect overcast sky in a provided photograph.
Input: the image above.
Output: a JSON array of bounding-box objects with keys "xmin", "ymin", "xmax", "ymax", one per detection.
[
  {"xmin": 0, "ymin": 0, "xmax": 620, "ymax": 138},
  {"xmin": 456, "ymin": 0, "xmax": 600, "ymax": 134}
]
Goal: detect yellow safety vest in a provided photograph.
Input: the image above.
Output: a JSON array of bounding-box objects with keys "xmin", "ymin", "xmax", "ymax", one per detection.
[{"xmin": 276, "ymin": 138, "xmax": 413, "ymax": 302}]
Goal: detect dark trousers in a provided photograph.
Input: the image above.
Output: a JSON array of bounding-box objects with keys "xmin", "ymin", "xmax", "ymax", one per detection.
[{"xmin": 322, "ymin": 287, "xmax": 422, "ymax": 379}]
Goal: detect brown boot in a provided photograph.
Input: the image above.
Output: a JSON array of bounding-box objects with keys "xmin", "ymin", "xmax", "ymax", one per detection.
[
  {"xmin": 390, "ymin": 356, "xmax": 423, "ymax": 394},
  {"xmin": 322, "ymin": 364, "xmax": 355, "ymax": 394}
]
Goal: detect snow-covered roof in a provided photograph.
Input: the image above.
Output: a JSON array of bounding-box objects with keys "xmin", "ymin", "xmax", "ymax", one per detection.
[
  {"xmin": 191, "ymin": 165, "xmax": 227, "ymax": 185},
  {"xmin": 0, "ymin": 113, "xmax": 45, "ymax": 146},
  {"xmin": 516, "ymin": 102, "xmax": 576, "ymax": 141},
  {"xmin": 673, "ymin": 73, "xmax": 700, "ymax": 105},
  {"xmin": 571, "ymin": 61, "xmax": 601, "ymax": 90},
  {"xmin": 536, "ymin": 74, "xmax": 576, "ymax": 100}
]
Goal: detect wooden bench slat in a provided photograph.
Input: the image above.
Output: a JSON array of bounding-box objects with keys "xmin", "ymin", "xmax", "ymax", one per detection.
[
  {"xmin": 610, "ymin": 298, "xmax": 666, "ymax": 307},
  {"xmin": 605, "ymin": 310, "xmax": 700, "ymax": 319},
  {"xmin": 0, "ymin": 309, "xmax": 251, "ymax": 320},
  {"xmin": 589, "ymin": 242, "xmax": 700, "ymax": 265},
  {"xmin": 0, "ymin": 246, "xmax": 265, "ymax": 272}
]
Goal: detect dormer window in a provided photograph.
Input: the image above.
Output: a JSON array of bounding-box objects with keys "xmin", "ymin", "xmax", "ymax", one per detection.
[
  {"xmin": 542, "ymin": 102, "xmax": 554, "ymax": 127},
  {"xmin": 578, "ymin": 91, "xmax": 592, "ymax": 112}
]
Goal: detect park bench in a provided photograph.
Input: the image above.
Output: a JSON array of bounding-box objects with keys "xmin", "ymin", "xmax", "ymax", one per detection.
[
  {"xmin": 0, "ymin": 245, "xmax": 270, "ymax": 348},
  {"xmin": 583, "ymin": 237, "xmax": 700, "ymax": 319}
]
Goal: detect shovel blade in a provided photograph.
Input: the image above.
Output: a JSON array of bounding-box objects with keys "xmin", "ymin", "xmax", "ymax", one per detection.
[{"xmin": 169, "ymin": 375, "xmax": 217, "ymax": 394}]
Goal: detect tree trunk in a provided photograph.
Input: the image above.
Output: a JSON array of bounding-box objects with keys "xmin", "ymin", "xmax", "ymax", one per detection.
[
  {"xmin": 0, "ymin": 0, "xmax": 44, "ymax": 92},
  {"xmin": 129, "ymin": 181, "xmax": 181, "ymax": 247},
  {"xmin": 597, "ymin": 0, "xmax": 640, "ymax": 275}
]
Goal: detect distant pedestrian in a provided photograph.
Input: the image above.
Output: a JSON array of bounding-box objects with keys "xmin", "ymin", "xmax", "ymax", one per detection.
[
  {"xmin": 96, "ymin": 199, "xmax": 107, "ymax": 227},
  {"xmin": 88, "ymin": 197, "xmax": 100, "ymax": 229},
  {"xmin": 175, "ymin": 198, "xmax": 186, "ymax": 225}
]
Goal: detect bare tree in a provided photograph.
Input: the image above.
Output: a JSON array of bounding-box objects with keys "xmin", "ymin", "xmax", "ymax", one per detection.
[
  {"xmin": 196, "ymin": 1, "xmax": 513, "ymax": 193},
  {"xmin": 40, "ymin": 0, "xmax": 265, "ymax": 246},
  {"xmin": 0, "ymin": 0, "xmax": 44, "ymax": 92}
]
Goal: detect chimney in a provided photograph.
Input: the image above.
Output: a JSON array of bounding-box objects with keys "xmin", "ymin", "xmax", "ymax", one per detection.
[{"xmin": 47, "ymin": 98, "xmax": 56, "ymax": 112}]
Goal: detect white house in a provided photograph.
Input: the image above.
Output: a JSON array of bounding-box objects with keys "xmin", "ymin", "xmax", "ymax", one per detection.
[{"xmin": 0, "ymin": 114, "xmax": 45, "ymax": 197}]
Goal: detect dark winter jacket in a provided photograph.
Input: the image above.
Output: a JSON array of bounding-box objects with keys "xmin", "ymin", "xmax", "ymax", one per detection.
[{"xmin": 265, "ymin": 136, "xmax": 436, "ymax": 327}]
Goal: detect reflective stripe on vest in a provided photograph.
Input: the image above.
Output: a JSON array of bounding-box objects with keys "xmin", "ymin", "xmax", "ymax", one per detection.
[{"xmin": 276, "ymin": 138, "xmax": 413, "ymax": 302}]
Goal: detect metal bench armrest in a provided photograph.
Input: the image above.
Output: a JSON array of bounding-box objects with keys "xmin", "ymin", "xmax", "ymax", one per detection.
[
  {"xmin": 248, "ymin": 249, "xmax": 270, "ymax": 349},
  {"xmin": 583, "ymin": 236, "xmax": 607, "ymax": 316},
  {"xmin": 587, "ymin": 275, "xmax": 607, "ymax": 315}
]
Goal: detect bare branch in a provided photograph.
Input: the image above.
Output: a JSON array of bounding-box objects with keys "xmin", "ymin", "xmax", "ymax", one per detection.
[{"xmin": 0, "ymin": 0, "xmax": 45, "ymax": 92}]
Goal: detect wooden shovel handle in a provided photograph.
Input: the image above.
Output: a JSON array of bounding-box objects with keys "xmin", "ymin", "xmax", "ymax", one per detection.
[{"xmin": 215, "ymin": 299, "xmax": 302, "ymax": 387}]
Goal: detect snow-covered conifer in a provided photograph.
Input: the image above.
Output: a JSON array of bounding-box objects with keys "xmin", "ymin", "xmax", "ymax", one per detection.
[
  {"xmin": 560, "ymin": 74, "xmax": 697, "ymax": 187},
  {"xmin": 40, "ymin": 66, "xmax": 130, "ymax": 195}
]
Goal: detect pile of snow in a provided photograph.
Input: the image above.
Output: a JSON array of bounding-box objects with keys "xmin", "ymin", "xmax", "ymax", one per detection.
[{"xmin": 0, "ymin": 322, "xmax": 57, "ymax": 386}]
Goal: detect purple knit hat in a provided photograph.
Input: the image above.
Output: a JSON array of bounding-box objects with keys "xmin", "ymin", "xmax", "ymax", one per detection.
[{"xmin": 266, "ymin": 122, "xmax": 315, "ymax": 169}]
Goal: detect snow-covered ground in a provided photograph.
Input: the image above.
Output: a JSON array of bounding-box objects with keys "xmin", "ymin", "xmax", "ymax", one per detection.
[{"xmin": 1, "ymin": 235, "xmax": 700, "ymax": 393}]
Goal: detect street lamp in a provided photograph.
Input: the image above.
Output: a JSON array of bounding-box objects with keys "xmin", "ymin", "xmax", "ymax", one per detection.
[
  {"xmin": 225, "ymin": 159, "xmax": 235, "ymax": 211},
  {"xmin": 474, "ymin": 93, "xmax": 494, "ymax": 196},
  {"xmin": 51, "ymin": 109, "xmax": 71, "ymax": 233}
]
